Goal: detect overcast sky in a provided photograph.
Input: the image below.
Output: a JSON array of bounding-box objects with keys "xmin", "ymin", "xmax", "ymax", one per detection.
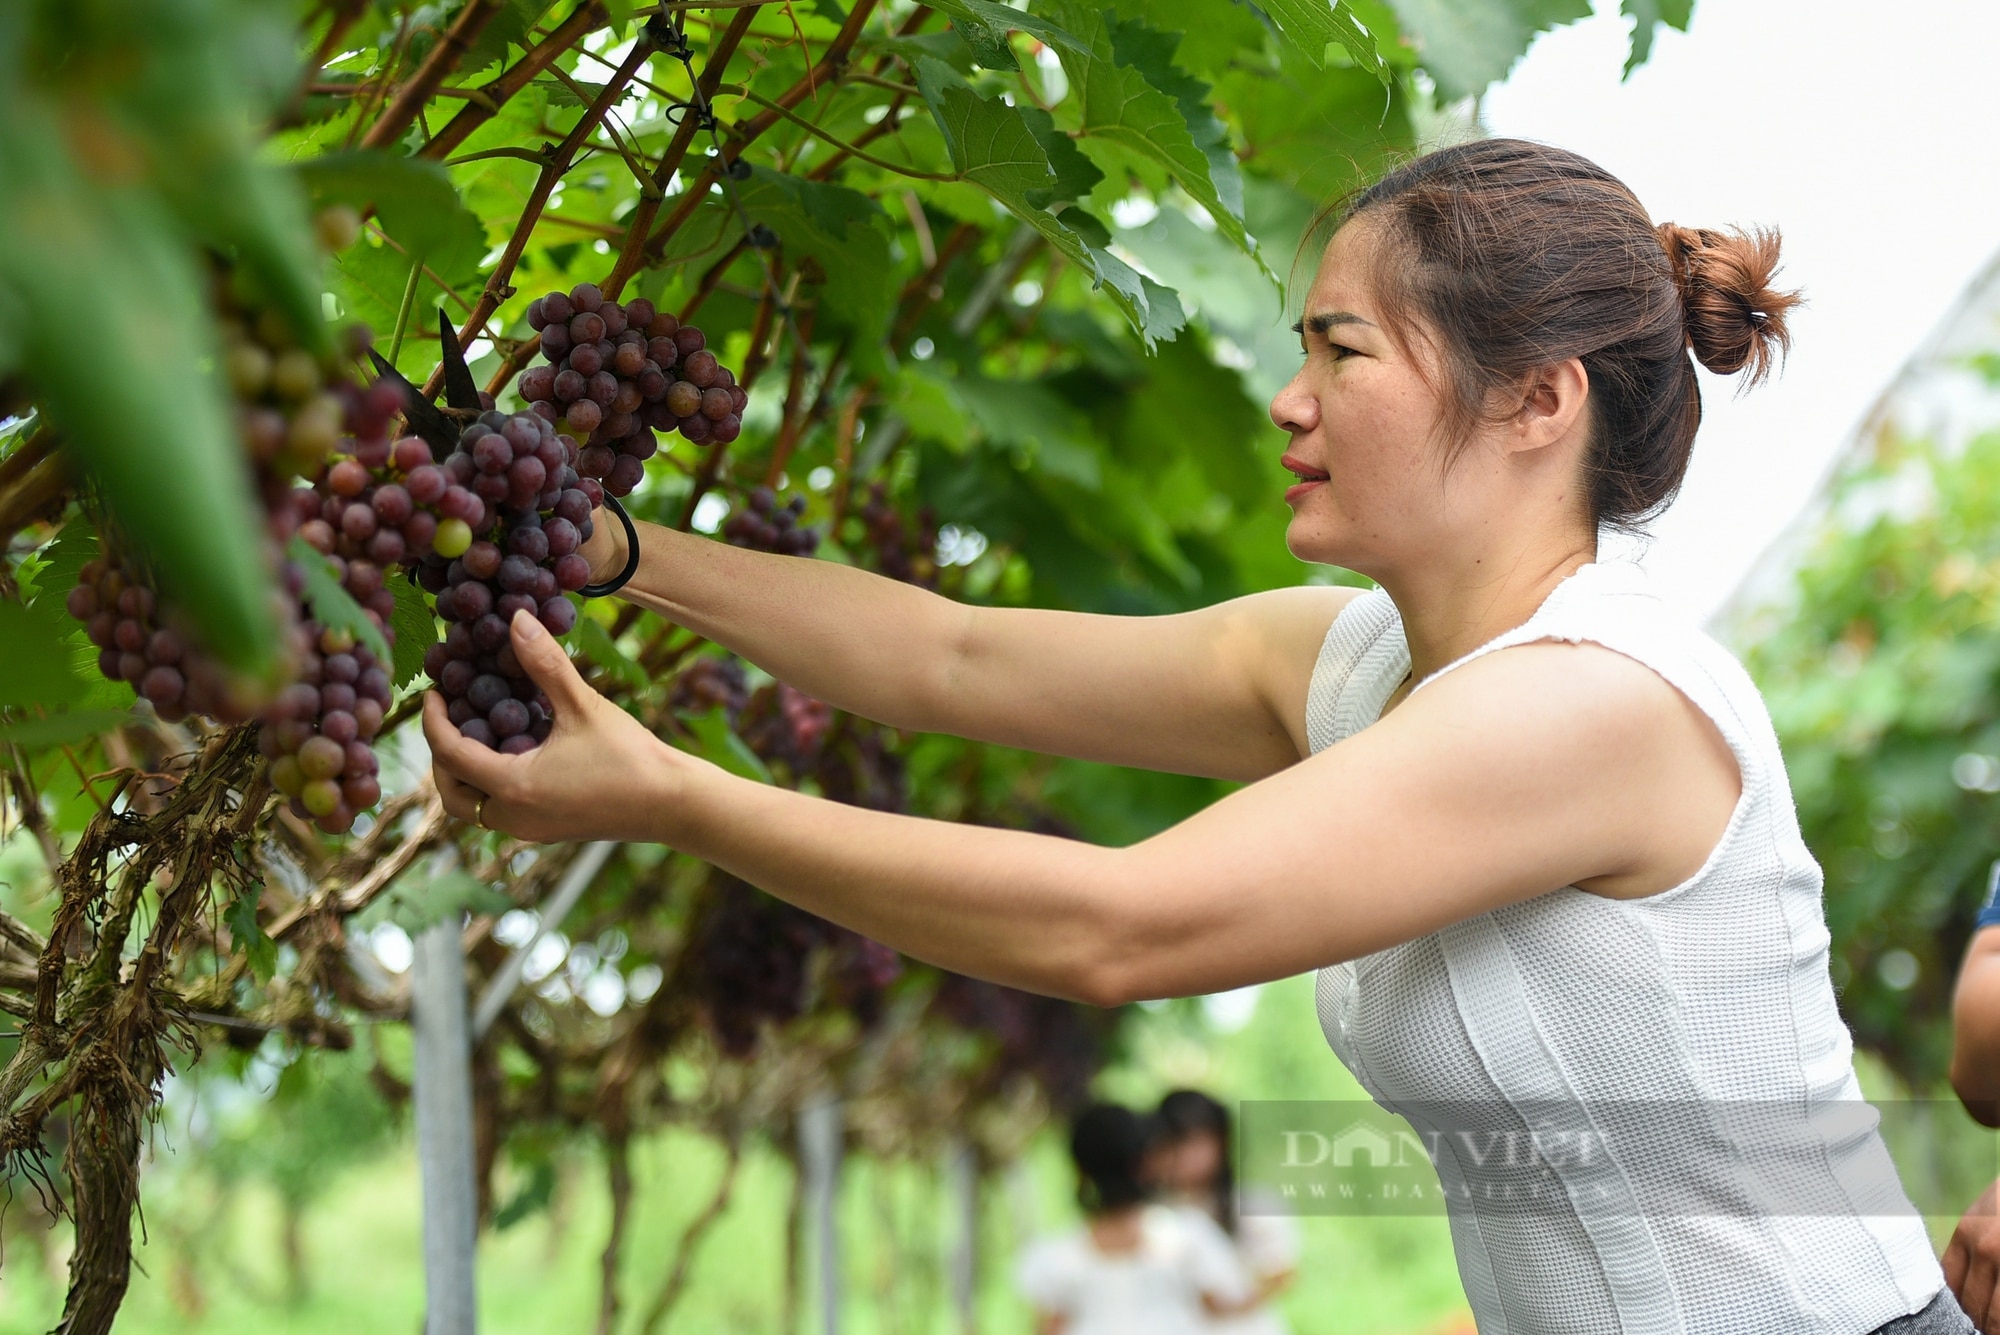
[{"xmin": 1480, "ymin": 0, "xmax": 2000, "ymax": 622}]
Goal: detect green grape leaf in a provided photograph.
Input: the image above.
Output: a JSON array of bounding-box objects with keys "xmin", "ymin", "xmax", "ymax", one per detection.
[
  {"xmin": 1041, "ymin": 5, "xmax": 1260, "ymax": 270},
  {"xmin": 734, "ymin": 169, "xmax": 897, "ymax": 355},
  {"xmin": 1017, "ymin": 105, "xmax": 1102, "ymax": 208},
  {"xmin": 460, "ymin": 0, "xmax": 562, "ymax": 74},
  {"xmin": 298, "ymin": 151, "xmax": 478, "ymax": 263},
  {"xmin": 571, "ymin": 611, "xmax": 649, "ymax": 692},
  {"xmin": 927, "ymin": 0, "xmax": 1090, "ymax": 70},
  {"xmin": 0, "ymin": 599, "xmax": 91, "ymax": 709},
  {"xmin": 18, "ymin": 512, "xmax": 95, "ymax": 607},
  {"xmin": 679, "ymin": 708, "xmax": 772, "ymax": 784},
  {"xmin": 913, "ymin": 59, "xmax": 1184, "ymax": 346},
  {"xmin": 288, "ymin": 536, "xmax": 393, "ymax": 666},
  {"xmin": 1619, "ymin": 0, "xmax": 1692, "ymax": 74},
  {"xmin": 1386, "ymin": 0, "xmax": 1592, "ymax": 99},
  {"xmin": 225, "ymin": 883, "xmax": 278, "ymax": 984},
  {"xmin": 0, "ymin": 709, "xmax": 130, "ymax": 752},
  {"xmin": 390, "ymin": 574, "xmax": 439, "ymax": 690},
  {"xmin": 1259, "ymin": 0, "xmax": 1391, "ymax": 79}
]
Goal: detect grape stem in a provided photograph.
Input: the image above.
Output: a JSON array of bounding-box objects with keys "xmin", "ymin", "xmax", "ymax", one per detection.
[{"xmin": 387, "ymin": 252, "xmax": 426, "ymax": 366}]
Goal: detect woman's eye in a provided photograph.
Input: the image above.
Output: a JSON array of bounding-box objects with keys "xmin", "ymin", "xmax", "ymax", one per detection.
[{"xmin": 1327, "ymin": 342, "xmax": 1358, "ymax": 361}]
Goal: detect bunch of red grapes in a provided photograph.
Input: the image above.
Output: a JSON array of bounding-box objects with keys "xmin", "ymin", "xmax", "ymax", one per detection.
[
  {"xmin": 721, "ymin": 487, "xmax": 819, "ymax": 556},
  {"xmin": 517, "ymin": 283, "xmax": 746, "ymax": 498},
  {"xmin": 255, "ymin": 388, "xmax": 428, "ymax": 832},
  {"xmin": 411, "ymin": 410, "xmax": 600, "ymax": 752}
]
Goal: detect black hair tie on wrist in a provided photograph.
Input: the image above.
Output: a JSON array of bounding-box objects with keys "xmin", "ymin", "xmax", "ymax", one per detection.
[{"xmin": 580, "ymin": 492, "xmax": 641, "ymax": 598}]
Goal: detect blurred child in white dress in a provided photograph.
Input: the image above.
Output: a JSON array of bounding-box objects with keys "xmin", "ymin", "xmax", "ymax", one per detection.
[
  {"xmin": 1016, "ymin": 1102, "xmax": 1253, "ymax": 1335},
  {"xmin": 1153, "ymin": 1090, "xmax": 1299, "ymax": 1335}
]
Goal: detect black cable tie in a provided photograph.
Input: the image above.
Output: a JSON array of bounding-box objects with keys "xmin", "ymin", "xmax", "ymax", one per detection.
[{"xmin": 579, "ymin": 492, "xmax": 643, "ymax": 598}]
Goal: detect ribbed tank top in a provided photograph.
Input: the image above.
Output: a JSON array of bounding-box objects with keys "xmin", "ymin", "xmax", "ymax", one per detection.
[{"xmin": 1306, "ymin": 559, "xmax": 1945, "ymax": 1335}]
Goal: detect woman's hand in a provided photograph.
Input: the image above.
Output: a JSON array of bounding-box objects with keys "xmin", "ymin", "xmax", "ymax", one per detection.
[{"xmin": 422, "ymin": 609, "xmax": 706, "ymax": 844}]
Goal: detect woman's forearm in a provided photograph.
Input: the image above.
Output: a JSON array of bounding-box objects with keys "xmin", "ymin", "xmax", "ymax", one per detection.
[
  {"xmin": 605, "ymin": 518, "xmax": 969, "ymax": 732},
  {"xmin": 666, "ymin": 761, "xmax": 1132, "ymax": 1004}
]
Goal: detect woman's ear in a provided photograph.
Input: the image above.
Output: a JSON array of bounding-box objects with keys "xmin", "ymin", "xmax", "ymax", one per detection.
[{"xmin": 1512, "ymin": 357, "xmax": 1590, "ymax": 454}]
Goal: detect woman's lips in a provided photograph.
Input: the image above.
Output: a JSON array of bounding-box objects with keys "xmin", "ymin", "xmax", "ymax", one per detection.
[{"xmin": 1281, "ymin": 452, "xmax": 1327, "ymax": 505}]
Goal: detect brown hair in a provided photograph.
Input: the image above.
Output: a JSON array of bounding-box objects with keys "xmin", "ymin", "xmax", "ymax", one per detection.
[{"xmin": 1326, "ymin": 139, "xmax": 1801, "ymax": 529}]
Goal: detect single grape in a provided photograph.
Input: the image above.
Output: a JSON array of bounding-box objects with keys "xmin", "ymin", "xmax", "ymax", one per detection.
[
  {"xmin": 320, "ymin": 710, "xmax": 359, "ymax": 744},
  {"xmin": 460, "ymin": 718, "xmax": 498, "ymax": 749},
  {"xmin": 489, "ymin": 697, "xmax": 530, "ymax": 738},
  {"xmin": 665, "ymin": 381, "xmax": 702, "ymax": 417},
  {"xmin": 434, "ymin": 518, "xmax": 473, "ymax": 558},
  {"xmin": 520, "ymin": 365, "xmax": 556, "ymax": 402},
  {"xmin": 566, "ymin": 399, "xmax": 602, "ymax": 434},
  {"xmin": 701, "ymin": 386, "xmax": 733, "ymax": 420},
  {"xmin": 328, "ymin": 459, "xmax": 370, "ymax": 497},
  {"xmin": 462, "ymin": 541, "xmax": 504, "ymax": 580},
  {"xmin": 554, "ymin": 553, "xmax": 592, "ymax": 591},
  {"xmin": 301, "ymin": 778, "xmax": 343, "ymax": 817},
  {"xmin": 673, "ymin": 326, "xmax": 706, "ymax": 356},
  {"xmin": 342, "ymin": 774, "xmax": 383, "ymax": 809},
  {"xmin": 270, "ymin": 754, "xmax": 305, "ymax": 796},
  {"xmin": 473, "ymin": 433, "xmax": 512, "ymax": 475},
  {"xmin": 393, "ymin": 436, "xmax": 433, "ymax": 470},
  {"xmin": 684, "ymin": 351, "xmax": 720, "ymax": 388},
  {"xmin": 570, "ymin": 283, "xmax": 604, "ymax": 313},
  {"xmin": 712, "ymin": 414, "xmax": 742, "ymax": 444},
  {"xmin": 406, "ymin": 465, "xmax": 447, "ymax": 505},
  {"xmin": 538, "ymin": 598, "xmax": 577, "ymax": 636},
  {"xmin": 606, "ymin": 454, "xmax": 645, "ymax": 495},
  {"xmin": 372, "ymin": 483, "xmax": 413, "ymax": 526},
  {"xmin": 299, "ymin": 735, "xmax": 346, "ymax": 781},
  {"xmin": 568, "ymin": 342, "xmax": 603, "ymax": 377}
]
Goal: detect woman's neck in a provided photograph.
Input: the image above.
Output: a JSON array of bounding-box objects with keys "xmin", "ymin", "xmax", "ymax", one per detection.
[{"xmin": 1377, "ymin": 527, "xmax": 1598, "ymax": 692}]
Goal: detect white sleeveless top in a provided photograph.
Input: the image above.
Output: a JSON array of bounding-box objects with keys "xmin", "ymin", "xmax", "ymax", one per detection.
[{"xmin": 1306, "ymin": 559, "xmax": 1944, "ymax": 1335}]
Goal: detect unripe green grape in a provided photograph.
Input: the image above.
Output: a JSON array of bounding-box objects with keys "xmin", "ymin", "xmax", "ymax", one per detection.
[
  {"xmin": 433, "ymin": 517, "xmax": 474, "ymax": 558},
  {"xmin": 301, "ymin": 778, "xmax": 343, "ymax": 817},
  {"xmin": 269, "ymin": 754, "xmax": 305, "ymax": 797}
]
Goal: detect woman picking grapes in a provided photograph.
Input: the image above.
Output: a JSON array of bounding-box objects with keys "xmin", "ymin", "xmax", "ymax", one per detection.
[{"xmin": 425, "ymin": 140, "xmax": 1974, "ymax": 1332}]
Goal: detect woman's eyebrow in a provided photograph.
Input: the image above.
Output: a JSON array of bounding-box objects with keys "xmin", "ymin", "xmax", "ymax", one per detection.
[{"xmin": 1291, "ymin": 311, "xmax": 1377, "ymax": 336}]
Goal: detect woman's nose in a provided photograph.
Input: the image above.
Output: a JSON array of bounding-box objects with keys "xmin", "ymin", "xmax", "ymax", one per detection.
[{"xmin": 1270, "ymin": 372, "xmax": 1317, "ymax": 434}]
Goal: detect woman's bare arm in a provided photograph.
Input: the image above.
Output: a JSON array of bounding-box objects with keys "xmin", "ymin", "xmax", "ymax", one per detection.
[
  {"xmin": 431, "ymin": 629, "xmax": 1740, "ymax": 1006},
  {"xmin": 585, "ymin": 517, "xmax": 1355, "ymax": 780}
]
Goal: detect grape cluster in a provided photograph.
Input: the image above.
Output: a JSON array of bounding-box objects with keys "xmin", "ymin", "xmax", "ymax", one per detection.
[
  {"xmin": 854, "ymin": 483, "xmax": 939, "ymax": 588},
  {"xmin": 411, "ymin": 410, "xmax": 601, "ymax": 753},
  {"xmin": 67, "ymin": 556, "xmax": 271, "ymax": 725},
  {"xmin": 929, "ymin": 974, "xmax": 1113, "ymax": 1111},
  {"xmin": 517, "ymin": 284, "xmax": 746, "ymax": 499},
  {"xmin": 668, "ymin": 655, "xmax": 749, "ymax": 721},
  {"xmin": 721, "ymin": 487, "xmax": 820, "ymax": 556},
  {"xmin": 258, "ymin": 620, "xmax": 389, "ymax": 834},
  {"xmin": 688, "ymin": 872, "xmax": 901, "ymax": 1056},
  {"xmin": 738, "ymin": 682, "xmax": 832, "ymax": 770}
]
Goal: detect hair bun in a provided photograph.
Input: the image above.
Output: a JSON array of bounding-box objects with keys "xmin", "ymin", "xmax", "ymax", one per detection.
[{"xmin": 1655, "ymin": 223, "xmax": 1802, "ymax": 385}]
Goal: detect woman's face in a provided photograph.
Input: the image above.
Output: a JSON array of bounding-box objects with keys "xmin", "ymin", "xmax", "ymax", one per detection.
[{"xmin": 1268, "ymin": 220, "xmax": 1465, "ymax": 577}]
